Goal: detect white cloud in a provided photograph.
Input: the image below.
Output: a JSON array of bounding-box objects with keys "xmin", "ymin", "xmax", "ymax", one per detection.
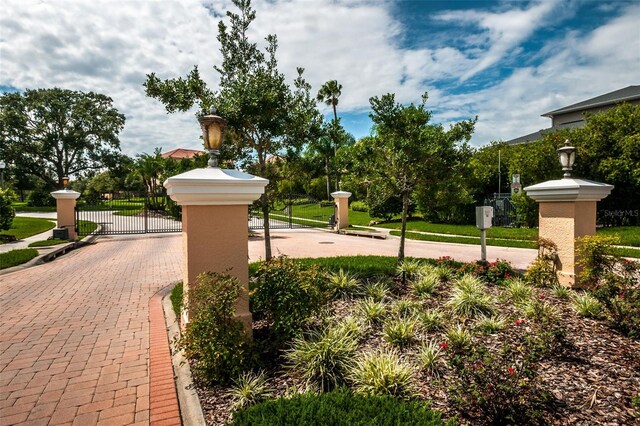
[{"xmin": 0, "ymin": 0, "xmax": 638, "ymax": 157}]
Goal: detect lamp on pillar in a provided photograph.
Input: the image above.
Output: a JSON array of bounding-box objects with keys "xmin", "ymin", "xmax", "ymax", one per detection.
[
  {"xmin": 62, "ymin": 176, "xmax": 69, "ymax": 190},
  {"xmin": 557, "ymin": 140, "xmax": 576, "ymax": 178},
  {"xmin": 198, "ymin": 112, "xmax": 227, "ymax": 168}
]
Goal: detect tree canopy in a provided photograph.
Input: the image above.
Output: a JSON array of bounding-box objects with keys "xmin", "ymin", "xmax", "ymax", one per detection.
[
  {"xmin": 0, "ymin": 88, "xmax": 125, "ymax": 189},
  {"xmin": 144, "ymin": 0, "xmax": 321, "ymax": 259}
]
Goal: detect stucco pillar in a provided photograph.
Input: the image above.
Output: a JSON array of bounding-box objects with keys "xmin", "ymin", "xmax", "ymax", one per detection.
[
  {"xmin": 525, "ymin": 178, "xmax": 613, "ymax": 286},
  {"xmin": 331, "ymin": 191, "xmax": 351, "ymax": 230},
  {"xmin": 50, "ymin": 189, "xmax": 81, "ymax": 241},
  {"xmin": 164, "ymin": 168, "xmax": 268, "ymax": 334}
]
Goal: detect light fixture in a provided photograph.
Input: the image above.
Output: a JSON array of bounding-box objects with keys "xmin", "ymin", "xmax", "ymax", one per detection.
[
  {"xmin": 557, "ymin": 139, "xmax": 576, "ymax": 178},
  {"xmin": 198, "ymin": 112, "xmax": 227, "ymax": 168},
  {"xmin": 62, "ymin": 176, "xmax": 69, "ymax": 189}
]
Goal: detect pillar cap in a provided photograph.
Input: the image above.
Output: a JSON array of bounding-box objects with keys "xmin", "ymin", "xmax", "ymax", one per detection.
[
  {"xmin": 50, "ymin": 189, "xmax": 81, "ymax": 200},
  {"xmin": 331, "ymin": 191, "xmax": 352, "ymax": 199},
  {"xmin": 164, "ymin": 167, "xmax": 268, "ymax": 205},
  {"xmin": 524, "ymin": 178, "xmax": 613, "ymax": 202}
]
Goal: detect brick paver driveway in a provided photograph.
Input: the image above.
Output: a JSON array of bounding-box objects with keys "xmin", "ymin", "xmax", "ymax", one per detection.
[{"xmin": 0, "ymin": 234, "xmax": 182, "ymax": 425}]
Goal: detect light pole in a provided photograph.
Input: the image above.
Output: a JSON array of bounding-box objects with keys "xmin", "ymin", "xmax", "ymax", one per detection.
[{"xmin": 0, "ymin": 161, "xmax": 5, "ymax": 190}]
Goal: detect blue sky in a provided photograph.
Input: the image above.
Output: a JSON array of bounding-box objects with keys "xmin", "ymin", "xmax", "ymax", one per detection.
[{"xmin": 1, "ymin": 0, "xmax": 639, "ymax": 156}]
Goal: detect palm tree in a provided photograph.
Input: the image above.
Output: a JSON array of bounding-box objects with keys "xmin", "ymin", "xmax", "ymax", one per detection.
[{"xmin": 317, "ymin": 80, "xmax": 343, "ymax": 190}]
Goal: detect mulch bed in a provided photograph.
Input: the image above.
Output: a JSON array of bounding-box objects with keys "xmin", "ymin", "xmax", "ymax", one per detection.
[{"xmin": 193, "ymin": 278, "xmax": 640, "ymax": 426}]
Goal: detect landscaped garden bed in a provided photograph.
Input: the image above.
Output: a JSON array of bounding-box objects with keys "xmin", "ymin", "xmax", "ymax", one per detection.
[{"xmin": 177, "ymin": 247, "xmax": 639, "ymax": 425}]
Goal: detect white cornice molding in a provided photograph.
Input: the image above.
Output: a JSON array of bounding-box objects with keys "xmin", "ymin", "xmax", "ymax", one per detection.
[
  {"xmin": 331, "ymin": 191, "xmax": 352, "ymax": 199},
  {"xmin": 524, "ymin": 178, "xmax": 613, "ymax": 202},
  {"xmin": 163, "ymin": 168, "xmax": 268, "ymax": 206},
  {"xmin": 50, "ymin": 189, "xmax": 81, "ymax": 200}
]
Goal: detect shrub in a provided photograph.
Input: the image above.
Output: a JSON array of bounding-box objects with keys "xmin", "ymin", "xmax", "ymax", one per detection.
[
  {"xmin": 448, "ymin": 333, "xmax": 549, "ymax": 424},
  {"xmin": 419, "ymin": 308, "xmax": 445, "ymax": 332},
  {"xmin": 350, "ymin": 200, "xmax": 369, "ymax": 212},
  {"xmin": 229, "ymin": 388, "xmax": 453, "ymax": 426},
  {"xmin": 383, "ymin": 317, "xmax": 418, "ymax": 349},
  {"xmin": 357, "ymin": 298, "xmax": 387, "ymax": 326},
  {"xmin": 592, "ymin": 259, "xmax": 640, "ymax": 338},
  {"xmin": 522, "ymin": 297, "xmax": 559, "ymax": 322},
  {"xmin": 227, "ymin": 371, "xmax": 273, "ymax": 410},
  {"xmin": 349, "ymin": 349, "xmax": 416, "ymax": 399},
  {"xmin": 392, "ymin": 299, "xmax": 421, "ymax": 318},
  {"xmin": 412, "ymin": 273, "xmax": 439, "ymax": 297},
  {"xmin": 396, "ymin": 259, "xmax": 423, "ymax": 280},
  {"xmin": 0, "ymin": 189, "xmax": 15, "ymax": 231},
  {"xmin": 251, "ymin": 256, "xmax": 327, "ymax": 341},
  {"xmin": 445, "ymin": 324, "xmax": 472, "ymax": 352},
  {"xmin": 446, "ymin": 275, "xmax": 495, "ymax": 317},
  {"xmin": 474, "ymin": 315, "xmax": 506, "ymax": 335},
  {"xmin": 285, "ymin": 324, "xmax": 359, "ymax": 391},
  {"xmin": 26, "ymin": 187, "xmax": 56, "ymax": 207},
  {"xmin": 525, "ymin": 238, "xmax": 560, "ymax": 287},
  {"xmin": 363, "ymin": 280, "xmax": 391, "ymax": 302},
  {"xmin": 179, "ymin": 272, "xmax": 253, "ymax": 385},
  {"xmin": 433, "ymin": 266, "xmax": 454, "ymax": 283},
  {"xmin": 457, "ymin": 260, "xmax": 515, "ymax": 285},
  {"xmin": 551, "ymin": 284, "xmax": 571, "ymax": 300},
  {"xmin": 170, "ymin": 282, "xmax": 183, "ymax": 318},
  {"xmin": 572, "ymin": 292, "xmax": 603, "ymax": 319},
  {"xmin": 502, "ymin": 278, "xmax": 533, "ymax": 305},
  {"xmin": 417, "ymin": 341, "xmax": 445, "ymax": 377},
  {"xmin": 327, "ymin": 269, "xmax": 360, "ymax": 299},
  {"xmin": 575, "ymin": 235, "xmax": 620, "ymax": 286}
]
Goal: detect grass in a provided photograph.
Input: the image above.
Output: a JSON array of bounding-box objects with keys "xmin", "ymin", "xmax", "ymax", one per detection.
[
  {"xmin": 598, "ymin": 226, "xmax": 640, "ymax": 247},
  {"xmin": 77, "ymin": 220, "xmax": 98, "ymax": 236},
  {"xmin": 389, "ymin": 230, "xmax": 537, "ymax": 249},
  {"xmin": 250, "ymin": 256, "xmax": 399, "ymax": 278},
  {"xmin": 0, "ymin": 248, "xmax": 39, "ymax": 269},
  {"xmin": 0, "ymin": 217, "xmax": 55, "ymax": 243},
  {"xmin": 378, "ymin": 218, "xmax": 538, "ymax": 241},
  {"xmin": 28, "ymin": 239, "xmax": 68, "ymax": 247},
  {"xmin": 11, "ymin": 202, "xmax": 56, "ymax": 212}
]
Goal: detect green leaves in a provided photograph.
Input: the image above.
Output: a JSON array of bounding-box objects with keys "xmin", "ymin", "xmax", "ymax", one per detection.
[{"xmin": 0, "ymin": 88, "xmax": 125, "ymax": 189}]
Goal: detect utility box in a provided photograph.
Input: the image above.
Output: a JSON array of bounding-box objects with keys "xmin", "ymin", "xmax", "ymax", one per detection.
[
  {"xmin": 476, "ymin": 206, "xmax": 493, "ymax": 230},
  {"xmin": 52, "ymin": 227, "xmax": 69, "ymax": 240}
]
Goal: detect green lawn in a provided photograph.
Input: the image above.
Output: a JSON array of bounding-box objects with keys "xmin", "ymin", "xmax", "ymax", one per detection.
[
  {"xmin": 0, "ymin": 248, "xmax": 39, "ymax": 269},
  {"xmin": 389, "ymin": 230, "xmax": 538, "ymax": 249},
  {"xmin": 0, "ymin": 217, "xmax": 56, "ymax": 243},
  {"xmin": 28, "ymin": 239, "xmax": 69, "ymax": 248},
  {"xmin": 12, "ymin": 202, "xmax": 57, "ymax": 213},
  {"xmin": 77, "ymin": 220, "xmax": 98, "ymax": 236}
]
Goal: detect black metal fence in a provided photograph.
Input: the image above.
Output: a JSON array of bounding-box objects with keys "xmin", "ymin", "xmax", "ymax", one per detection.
[
  {"xmin": 249, "ymin": 194, "xmax": 335, "ymax": 230},
  {"xmin": 484, "ymin": 193, "xmax": 517, "ymax": 227},
  {"xmin": 75, "ymin": 190, "xmax": 182, "ymax": 235}
]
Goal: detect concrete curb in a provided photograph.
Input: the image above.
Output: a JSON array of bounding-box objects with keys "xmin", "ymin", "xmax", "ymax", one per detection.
[
  {"xmin": 0, "ymin": 226, "xmax": 102, "ymax": 276},
  {"xmin": 161, "ymin": 284, "xmax": 206, "ymax": 426}
]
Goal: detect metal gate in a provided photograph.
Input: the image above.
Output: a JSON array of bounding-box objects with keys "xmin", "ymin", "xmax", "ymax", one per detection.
[
  {"xmin": 75, "ymin": 190, "xmax": 182, "ymax": 236},
  {"xmin": 249, "ymin": 194, "xmax": 335, "ymax": 230},
  {"xmin": 485, "ymin": 193, "xmax": 516, "ymax": 227}
]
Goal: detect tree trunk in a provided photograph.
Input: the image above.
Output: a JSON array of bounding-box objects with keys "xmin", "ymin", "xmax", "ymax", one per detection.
[
  {"xmin": 332, "ymin": 105, "xmax": 339, "ymax": 191},
  {"xmin": 261, "ymin": 195, "xmax": 272, "ymax": 260},
  {"xmin": 398, "ymin": 191, "xmax": 409, "ymax": 263},
  {"xmin": 325, "ymin": 155, "xmax": 331, "ymax": 200}
]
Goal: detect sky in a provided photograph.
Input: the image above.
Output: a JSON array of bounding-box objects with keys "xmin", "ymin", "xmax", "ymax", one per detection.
[{"xmin": 1, "ymin": 0, "xmax": 639, "ymax": 157}]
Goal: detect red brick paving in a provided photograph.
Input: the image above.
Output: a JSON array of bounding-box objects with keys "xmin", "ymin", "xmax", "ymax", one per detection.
[{"xmin": 0, "ymin": 234, "xmax": 182, "ymax": 425}]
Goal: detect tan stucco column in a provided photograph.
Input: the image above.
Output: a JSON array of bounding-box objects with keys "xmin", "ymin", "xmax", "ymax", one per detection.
[
  {"xmin": 331, "ymin": 191, "xmax": 351, "ymax": 230},
  {"xmin": 525, "ymin": 178, "xmax": 613, "ymax": 286},
  {"xmin": 164, "ymin": 168, "xmax": 268, "ymax": 333},
  {"xmin": 50, "ymin": 189, "xmax": 81, "ymax": 241}
]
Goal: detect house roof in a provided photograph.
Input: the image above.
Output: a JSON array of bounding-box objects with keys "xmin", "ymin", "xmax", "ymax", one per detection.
[
  {"xmin": 161, "ymin": 148, "xmax": 205, "ymax": 159},
  {"xmin": 542, "ymin": 85, "xmax": 640, "ymax": 117}
]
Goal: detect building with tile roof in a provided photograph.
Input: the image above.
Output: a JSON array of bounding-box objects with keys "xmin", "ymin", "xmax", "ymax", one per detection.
[{"xmin": 161, "ymin": 148, "xmax": 205, "ymax": 159}]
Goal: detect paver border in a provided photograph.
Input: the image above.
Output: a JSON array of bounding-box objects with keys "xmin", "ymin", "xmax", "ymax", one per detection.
[{"xmin": 149, "ymin": 286, "xmax": 182, "ymax": 425}]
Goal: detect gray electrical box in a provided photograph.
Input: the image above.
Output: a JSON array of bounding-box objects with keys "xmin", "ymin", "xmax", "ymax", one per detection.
[
  {"xmin": 475, "ymin": 206, "xmax": 493, "ymax": 230},
  {"xmin": 52, "ymin": 227, "xmax": 69, "ymax": 240}
]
